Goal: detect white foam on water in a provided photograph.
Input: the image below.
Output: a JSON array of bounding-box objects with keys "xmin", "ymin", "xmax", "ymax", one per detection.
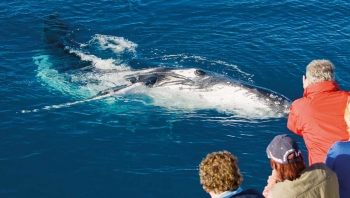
[
  {"xmin": 63, "ymin": 34, "xmax": 137, "ymax": 70},
  {"xmin": 34, "ymin": 54, "xmax": 134, "ymax": 98},
  {"xmin": 34, "ymin": 34, "xmax": 139, "ymax": 98},
  {"xmin": 92, "ymin": 34, "xmax": 138, "ymax": 54},
  {"xmin": 67, "ymin": 48, "xmax": 124, "ymax": 70}
]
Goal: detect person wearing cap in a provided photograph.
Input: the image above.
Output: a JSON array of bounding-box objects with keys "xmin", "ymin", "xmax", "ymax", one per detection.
[
  {"xmin": 287, "ymin": 59, "xmax": 350, "ymax": 165},
  {"xmin": 325, "ymin": 97, "xmax": 350, "ymax": 198},
  {"xmin": 263, "ymin": 134, "xmax": 339, "ymax": 198},
  {"xmin": 199, "ymin": 151, "xmax": 264, "ymax": 198}
]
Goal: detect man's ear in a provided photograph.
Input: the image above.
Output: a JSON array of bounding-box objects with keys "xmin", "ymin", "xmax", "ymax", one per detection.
[{"xmin": 302, "ymin": 75, "xmax": 309, "ymax": 89}]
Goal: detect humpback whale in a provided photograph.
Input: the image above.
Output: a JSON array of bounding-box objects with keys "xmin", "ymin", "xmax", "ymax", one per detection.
[
  {"xmin": 37, "ymin": 14, "xmax": 291, "ymax": 117},
  {"xmin": 90, "ymin": 67, "xmax": 291, "ymax": 116}
]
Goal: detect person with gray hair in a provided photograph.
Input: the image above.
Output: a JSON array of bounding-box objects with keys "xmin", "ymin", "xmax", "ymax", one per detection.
[
  {"xmin": 304, "ymin": 59, "xmax": 335, "ymax": 87},
  {"xmin": 287, "ymin": 59, "xmax": 350, "ymax": 165}
]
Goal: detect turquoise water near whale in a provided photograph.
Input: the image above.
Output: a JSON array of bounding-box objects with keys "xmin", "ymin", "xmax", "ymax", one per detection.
[{"xmin": 1, "ymin": 1, "xmax": 350, "ymax": 197}]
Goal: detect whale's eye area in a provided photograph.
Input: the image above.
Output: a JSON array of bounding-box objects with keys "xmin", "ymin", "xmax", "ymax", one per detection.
[{"xmin": 195, "ymin": 69, "xmax": 206, "ymax": 76}]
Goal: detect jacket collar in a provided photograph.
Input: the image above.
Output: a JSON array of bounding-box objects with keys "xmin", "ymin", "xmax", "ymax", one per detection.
[
  {"xmin": 209, "ymin": 187, "xmax": 243, "ymax": 198},
  {"xmin": 303, "ymin": 81, "xmax": 339, "ymax": 97}
]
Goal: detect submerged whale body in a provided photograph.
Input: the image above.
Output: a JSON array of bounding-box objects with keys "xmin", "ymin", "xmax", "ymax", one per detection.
[{"xmin": 41, "ymin": 14, "xmax": 291, "ymax": 117}]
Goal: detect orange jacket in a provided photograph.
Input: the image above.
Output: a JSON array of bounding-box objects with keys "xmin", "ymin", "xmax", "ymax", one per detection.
[{"xmin": 287, "ymin": 81, "xmax": 349, "ymax": 165}]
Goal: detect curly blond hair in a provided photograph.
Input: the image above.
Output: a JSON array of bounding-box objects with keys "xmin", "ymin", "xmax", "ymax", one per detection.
[{"xmin": 199, "ymin": 151, "xmax": 243, "ymax": 194}]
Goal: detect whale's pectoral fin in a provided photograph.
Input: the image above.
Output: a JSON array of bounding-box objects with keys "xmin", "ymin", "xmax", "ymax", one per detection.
[
  {"xmin": 87, "ymin": 81, "xmax": 150, "ymax": 101},
  {"xmin": 96, "ymin": 85, "xmax": 129, "ymax": 97},
  {"xmin": 87, "ymin": 84, "xmax": 130, "ymax": 100},
  {"xmin": 87, "ymin": 75, "xmax": 159, "ymax": 101}
]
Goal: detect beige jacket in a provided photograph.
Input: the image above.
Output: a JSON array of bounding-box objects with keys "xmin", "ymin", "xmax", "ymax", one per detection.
[{"xmin": 271, "ymin": 163, "xmax": 339, "ymax": 198}]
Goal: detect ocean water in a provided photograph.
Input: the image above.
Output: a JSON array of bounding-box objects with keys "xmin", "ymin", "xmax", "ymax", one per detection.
[{"xmin": 1, "ymin": 1, "xmax": 350, "ymax": 197}]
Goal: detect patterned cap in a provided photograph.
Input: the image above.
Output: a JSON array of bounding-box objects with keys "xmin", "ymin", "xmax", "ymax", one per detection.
[{"xmin": 266, "ymin": 134, "xmax": 302, "ymax": 164}]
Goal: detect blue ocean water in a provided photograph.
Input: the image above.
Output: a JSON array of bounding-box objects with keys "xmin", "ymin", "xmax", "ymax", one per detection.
[{"xmin": 1, "ymin": 1, "xmax": 350, "ymax": 197}]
